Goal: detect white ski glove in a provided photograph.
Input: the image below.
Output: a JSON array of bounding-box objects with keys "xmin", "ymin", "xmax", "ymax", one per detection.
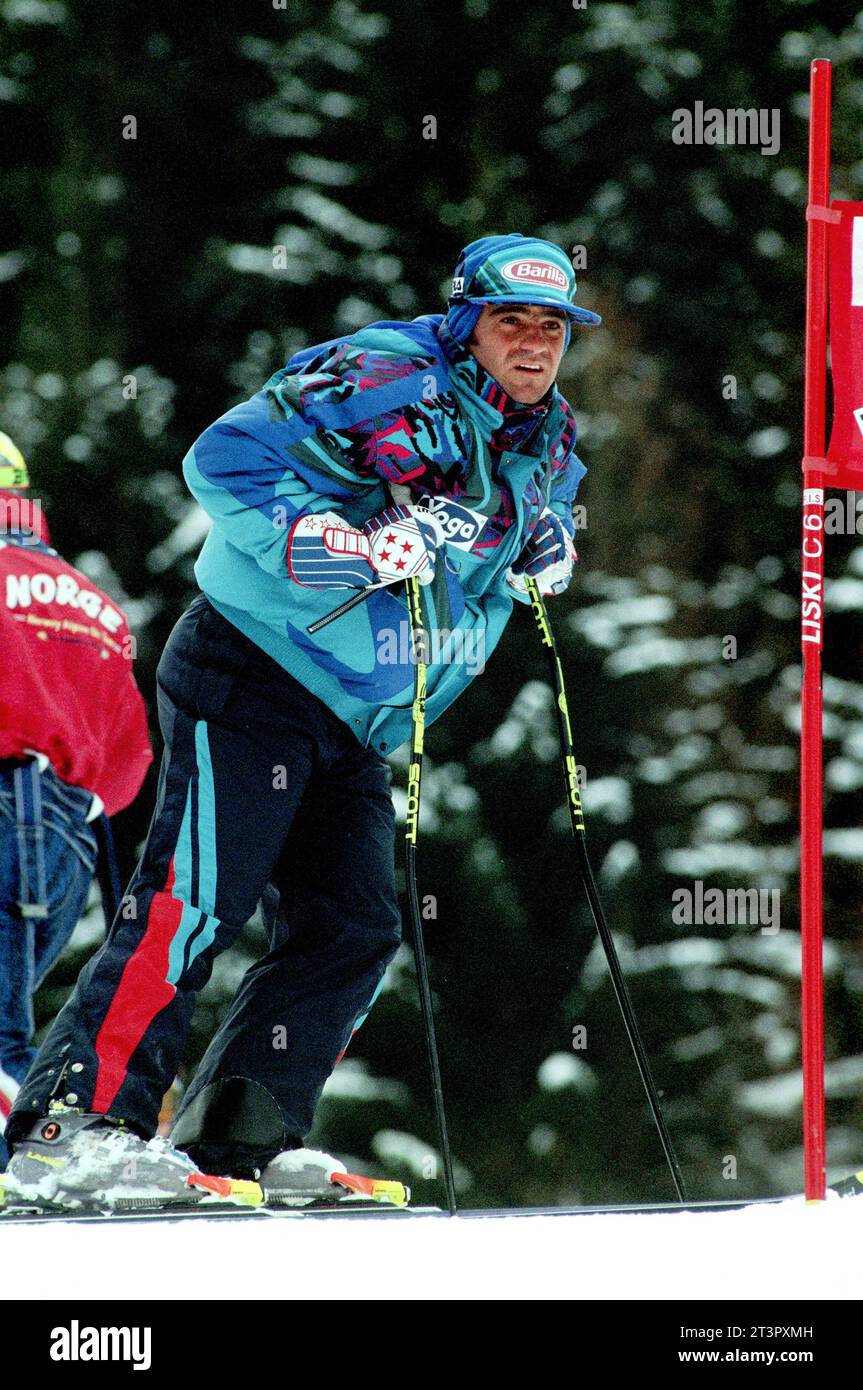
[
  {"xmin": 363, "ymin": 504, "xmax": 446, "ymax": 585},
  {"xmin": 287, "ymin": 504, "xmax": 445, "ymax": 590}
]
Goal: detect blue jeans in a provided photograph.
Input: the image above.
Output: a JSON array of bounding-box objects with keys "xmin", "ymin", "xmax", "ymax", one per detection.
[{"xmin": 0, "ymin": 760, "xmax": 97, "ymax": 1165}]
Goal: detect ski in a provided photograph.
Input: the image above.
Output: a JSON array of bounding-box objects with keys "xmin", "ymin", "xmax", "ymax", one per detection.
[
  {"xmin": 0, "ymin": 1163, "xmax": 412, "ymax": 1221},
  {"xmin": 0, "ymin": 1202, "xmax": 440, "ymax": 1225},
  {"xmin": 2, "ymin": 1181, "xmax": 860, "ymax": 1226}
]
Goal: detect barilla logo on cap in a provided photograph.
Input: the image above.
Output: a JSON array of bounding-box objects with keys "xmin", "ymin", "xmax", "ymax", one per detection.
[{"xmin": 501, "ymin": 259, "xmax": 570, "ymax": 291}]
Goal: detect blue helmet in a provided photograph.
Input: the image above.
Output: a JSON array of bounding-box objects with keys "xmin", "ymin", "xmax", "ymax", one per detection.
[{"xmin": 445, "ymin": 232, "xmax": 601, "ymax": 347}]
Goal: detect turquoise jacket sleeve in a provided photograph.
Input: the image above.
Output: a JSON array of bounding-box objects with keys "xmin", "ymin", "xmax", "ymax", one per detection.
[
  {"xmin": 181, "ymin": 342, "xmax": 447, "ymax": 579},
  {"xmin": 507, "ymin": 398, "xmax": 586, "ymax": 604}
]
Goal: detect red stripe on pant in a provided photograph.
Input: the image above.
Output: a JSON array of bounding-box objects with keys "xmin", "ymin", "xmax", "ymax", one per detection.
[{"xmin": 91, "ymin": 859, "xmax": 182, "ymax": 1114}]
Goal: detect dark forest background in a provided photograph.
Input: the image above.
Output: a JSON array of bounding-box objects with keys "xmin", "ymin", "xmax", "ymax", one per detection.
[{"xmin": 3, "ymin": 0, "xmax": 863, "ymax": 1208}]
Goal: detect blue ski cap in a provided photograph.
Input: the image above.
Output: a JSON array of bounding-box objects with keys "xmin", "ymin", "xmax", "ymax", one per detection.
[{"xmin": 445, "ymin": 233, "xmax": 601, "ymax": 347}]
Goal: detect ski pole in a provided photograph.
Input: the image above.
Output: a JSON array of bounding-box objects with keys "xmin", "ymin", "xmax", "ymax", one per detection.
[
  {"xmin": 307, "ymin": 485, "xmax": 414, "ymax": 634},
  {"xmin": 525, "ymin": 576, "xmax": 688, "ymax": 1202},
  {"xmin": 405, "ymin": 576, "xmax": 458, "ymax": 1216},
  {"xmin": 306, "ymin": 580, "xmax": 389, "ymax": 634}
]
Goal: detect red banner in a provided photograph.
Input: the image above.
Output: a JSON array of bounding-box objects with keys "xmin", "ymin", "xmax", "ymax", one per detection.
[{"xmin": 826, "ymin": 199, "xmax": 863, "ymax": 488}]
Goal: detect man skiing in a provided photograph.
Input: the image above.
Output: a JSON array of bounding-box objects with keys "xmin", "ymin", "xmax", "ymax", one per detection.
[
  {"xmin": 3, "ymin": 233, "xmax": 600, "ymax": 1212},
  {"xmin": 0, "ymin": 434, "xmax": 152, "ymax": 1169}
]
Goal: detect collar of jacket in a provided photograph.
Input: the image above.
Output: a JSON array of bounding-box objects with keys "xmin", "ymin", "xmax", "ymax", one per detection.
[
  {"xmin": 437, "ymin": 314, "xmax": 555, "ymax": 456},
  {"xmin": 0, "ymin": 532, "xmax": 56, "ymax": 556}
]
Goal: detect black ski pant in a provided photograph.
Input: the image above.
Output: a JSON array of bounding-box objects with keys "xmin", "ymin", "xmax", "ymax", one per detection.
[{"xmin": 7, "ymin": 596, "xmax": 401, "ymax": 1171}]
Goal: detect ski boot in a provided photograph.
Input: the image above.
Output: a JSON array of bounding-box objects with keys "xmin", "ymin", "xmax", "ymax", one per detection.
[
  {"xmin": 258, "ymin": 1147, "xmax": 410, "ymax": 1209},
  {"xmin": 0, "ymin": 1108, "xmax": 254, "ymax": 1213},
  {"xmin": 170, "ymin": 1077, "xmax": 410, "ymax": 1209},
  {"xmin": 183, "ymin": 1148, "xmax": 410, "ymax": 1209}
]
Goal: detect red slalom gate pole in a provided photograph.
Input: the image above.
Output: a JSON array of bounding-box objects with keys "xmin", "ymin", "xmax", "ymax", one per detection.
[{"xmin": 800, "ymin": 58, "xmax": 831, "ymax": 1202}]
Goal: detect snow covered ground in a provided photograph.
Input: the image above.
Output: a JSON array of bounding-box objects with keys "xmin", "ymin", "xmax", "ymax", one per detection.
[{"xmin": 2, "ymin": 1197, "xmax": 862, "ymax": 1301}]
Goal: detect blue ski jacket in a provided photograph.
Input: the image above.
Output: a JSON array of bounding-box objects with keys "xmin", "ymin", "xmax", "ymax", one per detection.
[{"xmin": 182, "ymin": 313, "xmax": 586, "ymax": 755}]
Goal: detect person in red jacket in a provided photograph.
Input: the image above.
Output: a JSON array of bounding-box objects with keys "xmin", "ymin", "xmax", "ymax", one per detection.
[{"xmin": 0, "ymin": 434, "xmax": 152, "ymax": 1165}]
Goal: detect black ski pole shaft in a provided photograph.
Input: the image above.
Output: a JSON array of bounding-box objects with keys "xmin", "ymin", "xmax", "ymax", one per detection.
[
  {"xmin": 405, "ymin": 577, "xmax": 458, "ymax": 1216},
  {"xmin": 306, "ymin": 487, "xmax": 416, "ymax": 634},
  {"xmin": 525, "ymin": 577, "xmax": 687, "ymax": 1203},
  {"xmin": 306, "ymin": 583, "xmax": 382, "ymax": 635}
]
